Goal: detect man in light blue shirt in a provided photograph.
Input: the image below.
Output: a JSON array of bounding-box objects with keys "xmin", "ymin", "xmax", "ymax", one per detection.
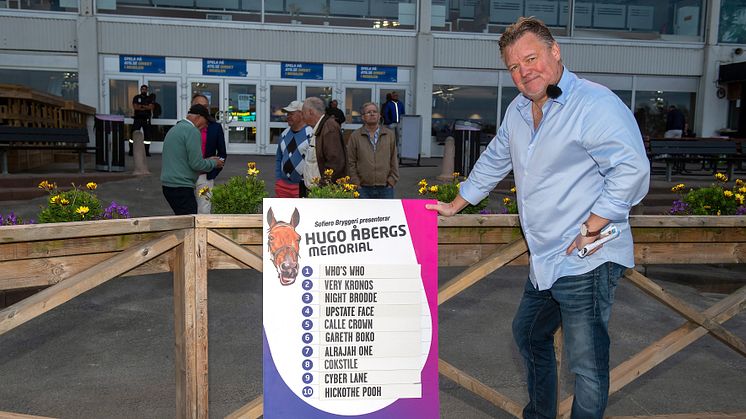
[{"xmin": 427, "ymin": 17, "xmax": 649, "ymax": 418}]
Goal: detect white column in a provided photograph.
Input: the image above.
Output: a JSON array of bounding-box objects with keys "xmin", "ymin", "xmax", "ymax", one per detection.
[
  {"xmin": 414, "ymin": 1, "xmax": 434, "ymax": 157},
  {"xmin": 77, "ymin": 0, "xmax": 99, "ymax": 110},
  {"xmin": 696, "ymin": 0, "xmax": 729, "ymax": 137}
]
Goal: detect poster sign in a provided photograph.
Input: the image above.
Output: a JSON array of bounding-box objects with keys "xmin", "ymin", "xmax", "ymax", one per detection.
[
  {"xmin": 356, "ymin": 65, "xmax": 398, "ymax": 83},
  {"xmin": 119, "ymin": 55, "xmax": 166, "ymax": 74},
  {"xmin": 263, "ymin": 198, "xmax": 439, "ymax": 418},
  {"xmin": 202, "ymin": 58, "xmax": 247, "ymax": 77},
  {"xmin": 281, "ymin": 62, "xmax": 324, "ymax": 80}
]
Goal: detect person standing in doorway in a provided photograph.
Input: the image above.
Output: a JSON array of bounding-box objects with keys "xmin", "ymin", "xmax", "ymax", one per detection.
[
  {"xmin": 426, "ymin": 17, "xmax": 649, "ymax": 418},
  {"xmin": 382, "ymin": 91, "xmax": 404, "ymax": 145},
  {"xmin": 191, "ymin": 93, "xmax": 227, "ymax": 213},
  {"xmin": 346, "ymin": 102, "xmax": 398, "ymax": 199},
  {"xmin": 131, "ymin": 84, "xmax": 153, "ymax": 156},
  {"xmin": 326, "ymin": 99, "xmax": 346, "ymax": 125},
  {"xmin": 275, "ymin": 100, "xmax": 312, "ymax": 198}
]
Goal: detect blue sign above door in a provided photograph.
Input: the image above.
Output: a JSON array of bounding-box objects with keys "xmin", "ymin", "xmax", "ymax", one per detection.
[
  {"xmin": 202, "ymin": 59, "xmax": 247, "ymax": 77},
  {"xmin": 356, "ymin": 65, "xmax": 398, "ymax": 82},
  {"xmin": 281, "ymin": 62, "xmax": 323, "ymax": 80},
  {"xmin": 119, "ymin": 55, "xmax": 166, "ymax": 74}
]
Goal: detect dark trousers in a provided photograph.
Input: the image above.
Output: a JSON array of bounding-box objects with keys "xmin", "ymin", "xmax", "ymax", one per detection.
[
  {"xmin": 162, "ymin": 186, "xmax": 197, "ymax": 215},
  {"xmin": 512, "ymin": 262, "xmax": 624, "ymax": 419}
]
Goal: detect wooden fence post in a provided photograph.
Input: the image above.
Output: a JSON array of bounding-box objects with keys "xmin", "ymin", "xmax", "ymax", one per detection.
[{"xmin": 173, "ymin": 226, "xmax": 209, "ymax": 418}]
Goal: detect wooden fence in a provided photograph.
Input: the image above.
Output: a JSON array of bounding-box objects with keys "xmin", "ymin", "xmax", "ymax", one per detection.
[{"xmin": 0, "ymin": 214, "xmax": 744, "ymax": 418}]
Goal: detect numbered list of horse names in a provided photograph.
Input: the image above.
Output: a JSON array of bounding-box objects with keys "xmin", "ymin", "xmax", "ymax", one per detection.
[{"xmin": 297, "ymin": 264, "xmax": 427, "ymax": 401}]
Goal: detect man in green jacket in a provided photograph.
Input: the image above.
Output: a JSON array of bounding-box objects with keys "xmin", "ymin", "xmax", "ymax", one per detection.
[{"xmin": 161, "ymin": 104, "xmax": 224, "ymax": 215}]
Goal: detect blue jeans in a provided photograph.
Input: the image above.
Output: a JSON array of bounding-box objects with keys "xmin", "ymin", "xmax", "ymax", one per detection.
[
  {"xmin": 358, "ymin": 185, "xmax": 394, "ymax": 199},
  {"xmin": 512, "ymin": 262, "xmax": 624, "ymax": 419}
]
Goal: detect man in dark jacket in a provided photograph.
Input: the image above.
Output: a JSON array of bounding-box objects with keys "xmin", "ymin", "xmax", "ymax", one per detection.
[
  {"xmin": 301, "ymin": 97, "xmax": 346, "ymax": 190},
  {"xmin": 325, "ymin": 99, "xmax": 346, "ymax": 125},
  {"xmin": 191, "ymin": 94, "xmax": 227, "ymax": 213}
]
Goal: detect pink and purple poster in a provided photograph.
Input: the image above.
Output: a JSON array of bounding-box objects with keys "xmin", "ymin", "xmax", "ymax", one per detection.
[{"xmin": 263, "ymin": 198, "xmax": 439, "ymax": 418}]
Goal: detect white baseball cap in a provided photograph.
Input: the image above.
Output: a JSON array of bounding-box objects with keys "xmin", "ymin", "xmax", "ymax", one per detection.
[{"xmin": 282, "ymin": 100, "xmax": 304, "ymax": 112}]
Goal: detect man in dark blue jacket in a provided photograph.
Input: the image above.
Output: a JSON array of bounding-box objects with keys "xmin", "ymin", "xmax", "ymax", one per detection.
[{"xmin": 191, "ymin": 94, "xmax": 227, "ymax": 213}]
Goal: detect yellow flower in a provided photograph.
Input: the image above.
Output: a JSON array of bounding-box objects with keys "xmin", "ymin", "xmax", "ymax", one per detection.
[
  {"xmin": 429, "ymin": 185, "xmax": 439, "ymax": 193},
  {"xmin": 76, "ymin": 206, "xmax": 90, "ymax": 216},
  {"xmin": 247, "ymin": 168, "xmax": 260, "ymax": 176},
  {"xmin": 50, "ymin": 195, "xmax": 61, "ymax": 204},
  {"xmin": 353, "ymin": 191, "xmax": 360, "ymax": 198},
  {"xmin": 739, "ymin": 187, "xmax": 746, "ymax": 194},
  {"xmin": 311, "ymin": 176, "xmax": 321, "ymax": 185},
  {"xmin": 510, "ymin": 186, "xmax": 516, "ymax": 194},
  {"xmin": 247, "ymin": 162, "xmax": 256, "ymax": 170},
  {"xmin": 38, "ymin": 180, "xmax": 55, "ymax": 191},
  {"xmin": 198, "ymin": 186, "xmax": 210, "ymax": 196},
  {"xmin": 736, "ymin": 194, "xmax": 745, "ymax": 205},
  {"xmin": 60, "ymin": 198, "xmax": 70, "ymax": 205},
  {"xmin": 671, "ymin": 183, "xmax": 685, "ymax": 193},
  {"xmin": 736, "ymin": 179, "xmax": 744, "ymax": 187},
  {"xmin": 418, "ymin": 186, "xmax": 427, "ymax": 195},
  {"xmin": 86, "ymin": 182, "xmax": 97, "ymax": 190},
  {"xmin": 452, "ymin": 172, "xmax": 460, "ymax": 179},
  {"xmin": 503, "ymin": 197, "xmax": 512, "ymax": 205},
  {"xmin": 418, "ymin": 179, "xmax": 427, "ymax": 187},
  {"xmin": 324, "ymin": 168, "xmax": 334, "ymax": 177},
  {"xmin": 715, "ymin": 173, "xmax": 728, "ymax": 182},
  {"xmin": 724, "ymin": 190, "xmax": 733, "ymax": 198}
]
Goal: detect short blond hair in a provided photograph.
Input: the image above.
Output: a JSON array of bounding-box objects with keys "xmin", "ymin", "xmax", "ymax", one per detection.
[{"xmin": 498, "ymin": 17, "xmax": 555, "ymax": 57}]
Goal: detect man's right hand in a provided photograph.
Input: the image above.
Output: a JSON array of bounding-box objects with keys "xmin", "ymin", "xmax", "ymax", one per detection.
[
  {"xmin": 209, "ymin": 156, "xmax": 224, "ymax": 169},
  {"xmin": 425, "ymin": 194, "xmax": 469, "ymax": 217}
]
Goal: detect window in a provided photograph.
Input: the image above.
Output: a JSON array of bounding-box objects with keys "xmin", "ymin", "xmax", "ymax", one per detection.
[
  {"xmin": 433, "ymin": 84, "xmax": 498, "ymax": 142},
  {"xmin": 345, "ymin": 88, "xmax": 372, "ymax": 124},
  {"xmin": 0, "ymin": 69, "xmax": 78, "ymax": 101},
  {"xmin": 270, "ymin": 85, "xmax": 298, "ymax": 123},
  {"xmin": 3, "ymin": 0, "xmax": 77, "ymax": 12},
  {"xmin": 633, "ymin": 91, "xmax": 696, "ymax": 138},
  {"xmin": 109, "ymin": 79, "xmax": 138, "ymax": 116},
  {"xmin": 148, "ymin": 80, "xmax": 177, "ymax": 119},
  {"xmin": 720, "ymin": 0, "xmax": 746, "ymax": 44}
]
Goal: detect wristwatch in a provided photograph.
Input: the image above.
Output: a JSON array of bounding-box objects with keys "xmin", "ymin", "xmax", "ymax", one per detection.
[{"xmin": 580, "ymin": 222, "xmax": 601, "ymax": 237}]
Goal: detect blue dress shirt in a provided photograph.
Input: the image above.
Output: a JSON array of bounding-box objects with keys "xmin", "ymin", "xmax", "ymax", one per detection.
[{"xmin": 460, "ymin": 69, "xmax": 650, "ymax": 290}]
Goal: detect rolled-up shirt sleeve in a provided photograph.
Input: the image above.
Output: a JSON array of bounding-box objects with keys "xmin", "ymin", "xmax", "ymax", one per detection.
[{"xmin": 459, "ymin": 126, "xmax": 513, "ymax": 205}]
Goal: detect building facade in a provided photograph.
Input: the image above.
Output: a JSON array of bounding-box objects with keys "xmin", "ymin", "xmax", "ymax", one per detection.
[{"xmin": 1, "ymin": 0, "xmax": 744, "ymax": 156}]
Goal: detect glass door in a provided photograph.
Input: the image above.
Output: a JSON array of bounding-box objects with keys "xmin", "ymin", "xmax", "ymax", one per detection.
[
  {"xmin": 267, "ymin": 83, "xmax": 300, "ymax": 155},
  {"xmin": 225, "ymin": 81, "xmax": 258, "ymax": 154},
  {"xmin": 190, "ymin": 79, "xmax": 262, "ymax": 154}
]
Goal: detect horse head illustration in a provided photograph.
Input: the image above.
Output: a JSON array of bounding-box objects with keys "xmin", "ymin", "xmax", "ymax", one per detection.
[{"xmin": 267, "ymin": 207, "xmax": 301, "ymax": 286}]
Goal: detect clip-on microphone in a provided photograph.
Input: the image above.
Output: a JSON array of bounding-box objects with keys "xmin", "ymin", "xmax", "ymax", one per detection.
[{"xmin": 546, "ymin": 84, "xmax": 562, "ymax": 99}]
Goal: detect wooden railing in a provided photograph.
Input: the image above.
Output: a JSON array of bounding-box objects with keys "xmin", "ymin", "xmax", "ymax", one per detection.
[{"xmin": 0, "ymin": 214, "xmax": 744, "ymax": 418}]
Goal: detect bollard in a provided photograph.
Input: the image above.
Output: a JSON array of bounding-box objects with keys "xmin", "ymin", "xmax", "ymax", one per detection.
[
  {"xmin": 437, "ymin": 136, "xmax": 456, "ymax": 181},
  {"xmin": 132, "ymin": 130, "xmax": 150, "ymax": 175}
]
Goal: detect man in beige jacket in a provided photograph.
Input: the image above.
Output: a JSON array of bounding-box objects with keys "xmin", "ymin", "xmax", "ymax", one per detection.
[{"xmin": 346, "ymin": 102, "xmax": 398, "ymax": 198}]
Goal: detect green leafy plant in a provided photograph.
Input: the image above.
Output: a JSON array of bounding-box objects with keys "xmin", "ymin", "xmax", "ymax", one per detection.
[
  {"xmin": 205, "ymin": 162, "xmax": 268, "ymax": 214},
  {"xmin": 669, "ymin": 173, "xmax": 746, "ymax": 216},
  {"xmin": 417, "ymin": 172, "xmax": 488, "ymax": 214},
  {"xmin": 307, "ymin": 169, "xmax": 359, "ymax": 199},
  {"xmin": 37, "ymin": 181, "xmax": 104, "ymax": 223}
]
